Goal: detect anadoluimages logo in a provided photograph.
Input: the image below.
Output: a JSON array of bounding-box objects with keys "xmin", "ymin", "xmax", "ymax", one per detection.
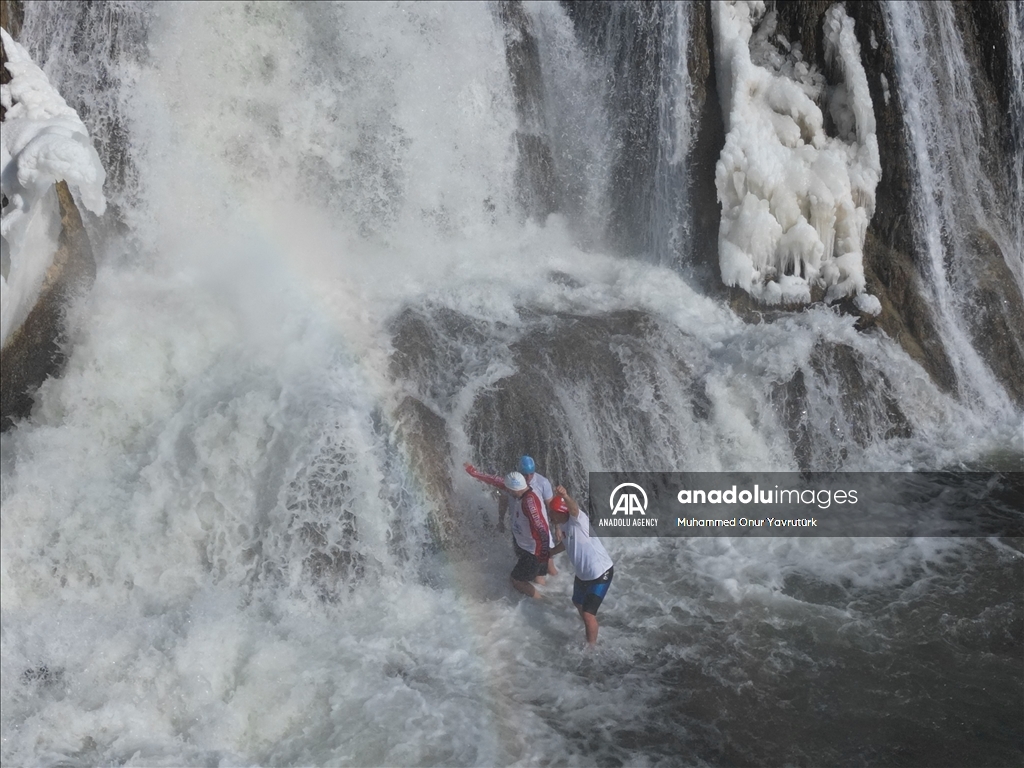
[{"xmin": 609, "ymin": 482, "xmax": 648, "ymax": 515}]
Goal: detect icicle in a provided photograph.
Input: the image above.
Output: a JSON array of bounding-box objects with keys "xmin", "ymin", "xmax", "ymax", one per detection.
[{"xmin": 712, "ymin": 2, "xmax": 880, "ymax": 309}]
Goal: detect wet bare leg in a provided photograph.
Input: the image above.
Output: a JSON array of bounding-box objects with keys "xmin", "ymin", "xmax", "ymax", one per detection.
[
  {"xmin": 575, "ymin": 603, "xmax": 599, "ymax": 645},
  {"xmin": 512, "ymin": 579, "xmax": 541, "ymax": 598}
]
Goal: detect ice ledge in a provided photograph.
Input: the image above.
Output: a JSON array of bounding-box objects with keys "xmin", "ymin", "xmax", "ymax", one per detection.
[{"xmin": 1, "ymin": 27, "xmax": 106, "ymax": 348}]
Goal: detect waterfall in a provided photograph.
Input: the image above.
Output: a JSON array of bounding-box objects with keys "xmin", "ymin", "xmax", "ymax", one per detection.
[
  {"xmin": 652, "ymin": 1, "xmax": 695, "ymax": 267},
  {"xmin": 2, "ymin": 2, "xmax": 1021, "ymax": 765},
  {"xmin": 526, "ymin": 1, "xmax": 695, "ymax": 262},
  {"xmin": 1008, "ymin": 0, "xmax": 1024, "ymax": 285},
  {"xmin": 882, "ymin": 0, "xmax": 1022, "ymax": 412}
]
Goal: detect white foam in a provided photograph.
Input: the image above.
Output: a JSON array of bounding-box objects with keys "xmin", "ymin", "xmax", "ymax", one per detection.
[{"xmin": 712, "ymin": 2, "xmax": 880, "ymax": 309}]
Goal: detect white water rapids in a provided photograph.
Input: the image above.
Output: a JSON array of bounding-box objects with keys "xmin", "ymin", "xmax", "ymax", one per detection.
[{"xmin": 1, "ymin": 2, "xmax": 1021, "ymax": 765}]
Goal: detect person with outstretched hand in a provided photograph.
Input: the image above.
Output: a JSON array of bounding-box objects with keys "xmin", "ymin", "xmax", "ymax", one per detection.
[{"xmin": 465, "ymin": 464, "xmax": 552, "ymax": 597}]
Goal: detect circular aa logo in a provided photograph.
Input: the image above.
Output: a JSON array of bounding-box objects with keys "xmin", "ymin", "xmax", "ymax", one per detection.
[{"xmin": 609, "ymin": 483, "xmax": 648, "ymax": 516}]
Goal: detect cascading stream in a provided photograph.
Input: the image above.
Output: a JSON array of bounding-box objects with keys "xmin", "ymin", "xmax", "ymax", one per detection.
[
  {"xmin": 1007, "ymin": 0, "xmax": 1024, "ymax": 292},
  {"xmin": 882, "ymin": 0, "xmax": 1022, "ymax": 413}
]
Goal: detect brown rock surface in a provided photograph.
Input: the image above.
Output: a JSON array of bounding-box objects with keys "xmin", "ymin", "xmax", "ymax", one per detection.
[
  {"xmin": 1, "ymin": 182, "xmax": 96, "ymax": 430},
  {"xmin": 1, "ymin": 7, "xmax": 99, "ymax": 430}
]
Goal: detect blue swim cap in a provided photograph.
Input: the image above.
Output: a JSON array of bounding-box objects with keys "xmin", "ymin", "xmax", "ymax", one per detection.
[{"xmin": 519, "ymin": 455, "xmax": 535, "ymax": 474}]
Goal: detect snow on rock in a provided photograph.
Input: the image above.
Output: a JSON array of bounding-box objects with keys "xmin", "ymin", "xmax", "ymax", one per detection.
[
  {"xmin": 1, "ymin": 28, "xmax": 106, "ymax": 348},
  {"xmin": 712, "ymin": 1, "xmax": 880, "ymax": 312}
]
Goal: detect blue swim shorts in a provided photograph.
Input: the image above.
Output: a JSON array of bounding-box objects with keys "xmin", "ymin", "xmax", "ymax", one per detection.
[{"xmin": 572, "ymin": 567, "xmax": 614, "ymax": 615}]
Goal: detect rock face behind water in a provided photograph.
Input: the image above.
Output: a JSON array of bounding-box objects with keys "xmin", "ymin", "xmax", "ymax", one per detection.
[
  {"xmin": 392, "ymin": 395, "xmax": 460, "ymax": 549},
  {"xmin": 0, "ymin": 181, "xmax": 96, "ymax": 431},
  {"xmin": 847, "ymin": 1, "xmax": 1024, "ymax": 407},
  {"xmin": 947, "ymin": 2, "xmax": 1024, "ymax": 407},
  {"xmin": 498, "ymin": 0, "xmax": 558, "ymax": 222},
  {"xmin": 389, "ymin": 302, "xmax": 714, "ymax": 494},
  {"xmin": 1, "ymin": 8, "xmax": 97, "ymax": 431}
]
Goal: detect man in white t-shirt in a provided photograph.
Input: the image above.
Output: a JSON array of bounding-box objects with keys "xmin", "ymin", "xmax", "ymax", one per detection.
[{"xmin": 548, "ymin": 485, "xmax": 614, "ymax": 645}]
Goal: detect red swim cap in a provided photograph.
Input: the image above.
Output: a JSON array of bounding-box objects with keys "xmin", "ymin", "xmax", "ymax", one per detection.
[{"xmin": 549, "ymin": 496, "xmax": 569, "ymax": 514}]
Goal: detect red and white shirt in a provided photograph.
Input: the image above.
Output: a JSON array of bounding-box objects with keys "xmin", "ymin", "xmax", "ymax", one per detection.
[
  {"xmin": 509, "ymin": 487, "xmax": 550, "ymax": 558},
  {"xmin": 467, "ymin": 466, "xmax": 551, "ymax": 557}
]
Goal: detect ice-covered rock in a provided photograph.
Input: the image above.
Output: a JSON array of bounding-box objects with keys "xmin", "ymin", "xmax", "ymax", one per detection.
[
  {"xmin": 1, "ymin": 27, "xmax": 106, "ymax": 349},
  {"xmin": 712, "ymin": 1, "xmax": 880, "ymax": 311},
  {"xmin": 1, "ymin": 27, "xmax": 104, "ymax": 429}
]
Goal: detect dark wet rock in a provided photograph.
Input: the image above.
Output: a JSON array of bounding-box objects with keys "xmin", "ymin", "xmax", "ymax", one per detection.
[
  {"xmin": 959, "ymin": 228, "xmax": 1024, "ymax": 406},
  {"xmin": 390, "ymin": 302, "xmax": 711, "ymax": 493},
  {"xmin": 688, "ymin": 376, "xmax": 714, "ymax": 423},
  {"xmin": 943, "ymin": 3, "xmax": 1024, "ymax": 406},
  {"xmin": 499, "ymin": 1, "xmax": 546, "ymax": 135},
  {"xmin": 467, "ymin": 308, "xmax": 704, "ymax": 490},
  {"xmin": 771, "ymin": 339, "xmax": 912, "ymax": 470},
  {"xmin": 688, "ymin": 1, "xmax": 726, "ymax": 289},
  {"xmin": 681, "ymin": 1, "xmax": 1024, "ymax": 406},
  {"xmin": 2, "ymin": 11, "xmax": 98, "ymax": 430},
  {"xmin": 513, "ymin": 131, "xmax": 557, "ymax": 221},
  {"xmin": 548, "ymin": 270, "xmax": 583, "ymax": 289},
  {"xmin": 809, "ymin": 341, "xmax": 911, "ymax": 444},
  {"xmin": 860, "ymin": 230, "xmax": 958, "ymax": 396},
  {"xmin": 393, "ymin": 395, "xmax": 459, "ymax": 549},
  {"xmin": 963, "ymin": 2, "xmax": 1015, "ymax": 158},
  {"xmin": 21, "ymin": 665, "xmax": 64, "ymax": 688},
  {"xmin": 298, "ymin": 521, "xmax": 363, "ymax": 601},
  {"xmin": 771, "ymin": 0, "xmax": 837, "ymax": 67},
  {"xmin": 0, "ymin": 0, "xmax": 22, "ymax": 37},
  {"xmin": 388, "ymin": 307, "xmax": 517, "ymax": 547},
  {"xmin": 2, "ymin": 182, "xmax": 97, "ymax": 431},
  {"xmin": 849, "ymin": 1, "xmax": 1023, "ymax": 406},
  {"xmin": 388, "ymin": 304, "xmax": 499, "ymax": 412},
  {"xmin": 725, "ymin": 285, "xmax": 825, "ymax": 325},
  {"xmin": 771, "ymin": 368, "xmax": 814, "ymax": 471}
]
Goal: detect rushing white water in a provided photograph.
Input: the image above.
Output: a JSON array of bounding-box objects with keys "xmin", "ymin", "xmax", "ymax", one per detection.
[
  {"xmin": 883, "ymin": 1, "xmax": 1021, "ymax": 412},
  {"xmin": 1, "ymin": 2, "xmax": 1021, "ymax": 766},
  {"xmin": 652, "ymin": 0, "xmax": 694, "ymax": 267},
  {"xmin": 1008, "ymin": 0, "xmax": 1024, "ymax": 290}
]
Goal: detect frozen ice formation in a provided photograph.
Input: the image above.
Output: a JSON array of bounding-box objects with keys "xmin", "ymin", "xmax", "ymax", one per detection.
[
  {"xmin": 712, "ymin": 1, "xmax": 881, "ymax": 311},
  {"xmin": 1, "ymin": 28, "xmax": 106, "ymax": 347}
]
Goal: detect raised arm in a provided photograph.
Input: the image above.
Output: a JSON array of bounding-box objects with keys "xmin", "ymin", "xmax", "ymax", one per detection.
[
  {"xmin": 555, "ymin": 485, "xmax": 581, "ymax": 518},
  {"xmin": 464, "ymin": 462, "xmax": 506, "ymax": 491}
]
